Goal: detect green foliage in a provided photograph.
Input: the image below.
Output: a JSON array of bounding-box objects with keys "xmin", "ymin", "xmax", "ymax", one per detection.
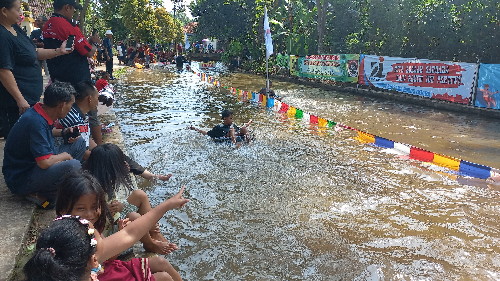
[
  {"xmin": 155, "ymin": 7, "xmax": 184, "ymax": 44},
  {"xmin": 221, "ymin": 40, "xmax": 244, "ymax": 63},
  {"xmin": 191, "ymin": 0, "xmax": 499, "ymax": 63},
  {"xmin": 81, "ymin": 0, "xmax": 183, "ymax": 45}
]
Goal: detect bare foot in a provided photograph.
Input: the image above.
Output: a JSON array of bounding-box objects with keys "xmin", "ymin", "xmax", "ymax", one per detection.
[
  {"xmin": 150, "ymin": 224, "xmax": 168, "ymax": 242},
  {"xmin": 143, "ymin": 239, "xmax": 178, "ymax": 255},
  {"xmin": 157, "ymin": 174, "xmax": 172, "ymax": 181}
]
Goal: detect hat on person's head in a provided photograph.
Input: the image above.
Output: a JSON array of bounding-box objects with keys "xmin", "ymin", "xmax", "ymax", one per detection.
[
  {"xmin": 105, "ymin": 30, "xmax": 113, "ymax": 35},
  {"xmin": 53, "ymin": 0, "xmax": 83, "ymax": 10}
]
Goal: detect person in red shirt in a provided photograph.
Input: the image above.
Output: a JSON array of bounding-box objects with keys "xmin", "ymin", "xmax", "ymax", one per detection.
[
  {"xmin": 43, "ymin": 0, "xmax": 103, "ymax": 145},
  {"xmin": 95, "ymin": 71, "xmax": 110, "ymax": 92},
  {"xmin": 43, "ymin": 0, "xmax": 97, "ymax": 84}
]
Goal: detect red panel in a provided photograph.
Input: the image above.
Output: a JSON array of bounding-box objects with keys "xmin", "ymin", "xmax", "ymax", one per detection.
[{"xmin": 410, "ymin": 147, "xmax": 435, "ymax": 162}]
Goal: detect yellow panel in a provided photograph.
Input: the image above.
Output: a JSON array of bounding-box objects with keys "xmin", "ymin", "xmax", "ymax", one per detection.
[
  {"xmin": 433, "ymin": 154, "xmax": 460, "ymax": 171},
  {"xmin": 287, "ymin": 107, "xmax": 296, "ymax": 117},
  {"xmin": 354, "ymin": 131, "xmax": 375, "ymax": 143},
  {"xmin": 318, "ymin": 118, "xmax": 328, "ymax": 127}
]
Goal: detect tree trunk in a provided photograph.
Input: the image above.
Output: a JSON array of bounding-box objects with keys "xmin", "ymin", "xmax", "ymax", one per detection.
[
  {"xmin": 78, "ymin": 0, "xmax": 91, "ymax": 34},
  {"xmin": 316, "ymin": 0, "xmax": 326, "ymax": 54}
]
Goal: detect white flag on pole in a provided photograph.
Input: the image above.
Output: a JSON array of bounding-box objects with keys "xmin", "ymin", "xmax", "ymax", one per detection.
[
  {"xmin": 184, "ymin": 33, "xmax": 190, "ymax": 50},
  {"xmin": 264, "ymin": 7, "xmax": 274, "ymax": 59}
]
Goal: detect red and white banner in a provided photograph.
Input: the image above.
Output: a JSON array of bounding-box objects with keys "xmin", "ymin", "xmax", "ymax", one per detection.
[{"xmin": 359, "ymin": 55, "xmax": 478, "ymax": 104}]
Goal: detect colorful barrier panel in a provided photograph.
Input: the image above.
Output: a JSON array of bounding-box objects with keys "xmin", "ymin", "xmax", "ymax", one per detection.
[
  {"xmin": 297, "ymin": 54, "xmax": 359, "ymax": 82},
  {"xmin": 475, "ymin": 64, "xmax": 500, "ymax": 110},
  {"xmin": 193, "ymin": 70, "xmax": 498, "ymax": 182},
  {"xmin": 358, "ymin": 55, "xmax": 478, "ymax": 104}
]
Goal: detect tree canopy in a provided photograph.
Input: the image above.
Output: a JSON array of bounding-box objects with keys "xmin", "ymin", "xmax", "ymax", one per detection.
[
  {"xmin": 80, "ymin": 0, "xmax": 185, "ymax": 44},
  {"xmin": 190, "ymin": 0, "xmax": 500, "ymax": 63}
]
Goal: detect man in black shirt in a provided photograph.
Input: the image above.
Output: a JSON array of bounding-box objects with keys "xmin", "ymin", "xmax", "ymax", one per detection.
[{"xmin": 175, "ymin": 54, "xmax": 186, "ymax": 71}]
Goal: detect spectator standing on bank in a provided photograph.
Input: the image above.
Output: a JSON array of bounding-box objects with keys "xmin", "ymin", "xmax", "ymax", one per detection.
[
  {"xmin": 43, "ymin": 0, "xmax": 104, "ymax": 144},
  {"xmin": 0, "ymin": 0, "xmax": 72, "ymax": 138},
  {"xmin": 103, "ymin": 29, "xmax": 114, "ymax": 79},
  {"xmin": 43, "ymin": 0, "xmax": 97, "ymax": 84},
  {"xmin": 117, "ymin": 41, "xmax": 125, "ymax": 65},
  {"xmin": 29, "ymin": 16, "xmax": 49, "ymax": 76}
]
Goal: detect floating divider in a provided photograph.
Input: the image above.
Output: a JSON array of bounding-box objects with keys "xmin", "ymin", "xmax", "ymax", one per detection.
[{"xmin": 192, "ymin": 69, "xmax": 499, "ymax": 182}]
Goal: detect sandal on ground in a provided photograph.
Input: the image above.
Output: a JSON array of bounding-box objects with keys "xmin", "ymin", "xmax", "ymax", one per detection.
[{"xmin": 25, "ymin": 194, "xmax": 55, "ymax": 210}]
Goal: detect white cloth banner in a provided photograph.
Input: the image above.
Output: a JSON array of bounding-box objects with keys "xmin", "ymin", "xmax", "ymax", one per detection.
[
  {"xmin": 359, "ymin": 55, "xmax": 478, "ymax": 104},
  {"xmin": 263, "ymin": 7, "xmax": 273, "ymax": 59}
]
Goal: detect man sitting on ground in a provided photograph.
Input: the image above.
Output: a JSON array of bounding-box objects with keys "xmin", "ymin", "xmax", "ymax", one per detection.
[{"xmin": 2, "ymin": 82, "xmax": 85, "ymax": 209}]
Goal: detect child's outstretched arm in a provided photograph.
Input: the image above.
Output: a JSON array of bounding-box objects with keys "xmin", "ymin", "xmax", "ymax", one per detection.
[
  {"xmin": 189, "ymin": 125, "xmax": 208, "ymax": 135},
  {"xmin": 242, "ymin": 119, "xmax": 253, "ymax": 129},
  {"xmin": 97, "ymin": 186, "xmax": 189, "ymax": 262}
]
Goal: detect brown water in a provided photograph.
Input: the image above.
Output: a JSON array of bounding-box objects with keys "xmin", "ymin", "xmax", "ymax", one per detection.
[{"xmin": 114, "ymin": 68, "xmax": 500, "ymax": 280}]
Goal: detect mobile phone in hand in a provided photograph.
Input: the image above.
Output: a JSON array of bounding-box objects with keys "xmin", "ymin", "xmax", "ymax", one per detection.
[{"xmin": 65, "ymin": 35, "xmax": 75, "ymax": 51}]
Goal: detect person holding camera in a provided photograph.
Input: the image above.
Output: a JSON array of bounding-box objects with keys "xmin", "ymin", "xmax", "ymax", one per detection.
[
  {"xmin": 0, "ymin": 0, "xmax": 72, "ymax": 138},
  {"xmin": 2, "ymin": 81, "xmax": 84, "ymax": 209},
  {"xmin": 43, "ymin": 0, "xmax": 105, "ymax": 144},
  {"xmin": 55, "ymin": 80, "xmax": 98, "ymax": 161},
  {"xmin": 42, "ymin": 0, "xmax": 97, "ymax": 84}
]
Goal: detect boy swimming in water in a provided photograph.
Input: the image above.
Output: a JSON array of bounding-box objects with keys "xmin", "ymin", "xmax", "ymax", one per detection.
[{"xmin": 189, "ymin": 109, "xmax": 252, "ymax": 147}]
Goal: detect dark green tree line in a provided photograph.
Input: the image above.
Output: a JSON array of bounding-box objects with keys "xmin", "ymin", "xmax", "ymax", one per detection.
[{"xmin": 191, "ymin": 0, "xmax": 500, "ymax": 63}]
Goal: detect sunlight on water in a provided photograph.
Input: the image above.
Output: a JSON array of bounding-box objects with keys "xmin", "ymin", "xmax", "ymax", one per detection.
[{"xmin": 114, "ymin": 68, "xmax": 500, "ymax": 280}]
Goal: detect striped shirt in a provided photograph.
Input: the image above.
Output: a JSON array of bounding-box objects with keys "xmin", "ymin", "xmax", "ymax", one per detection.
[{"xmin": 58, "ymin": 104, "xmax": 90, "ymax": 147}]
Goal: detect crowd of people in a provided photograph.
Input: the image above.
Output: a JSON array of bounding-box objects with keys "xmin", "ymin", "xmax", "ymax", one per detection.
[{"xmin": 1, "ymin": 0, "xmax": 191, "ymax": 280}]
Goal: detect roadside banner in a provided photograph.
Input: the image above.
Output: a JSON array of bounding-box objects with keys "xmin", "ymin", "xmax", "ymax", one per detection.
[
  {"xmin": 297, "ymin": 54, "xmax": 359, "ymax": 82},
  {"xmin": 475, "ymin": 64, "xmax": 500, "ymax": 110},
  {"xmin": 358, "ymin": 55, "xmax": 478, "ymax": 104}
]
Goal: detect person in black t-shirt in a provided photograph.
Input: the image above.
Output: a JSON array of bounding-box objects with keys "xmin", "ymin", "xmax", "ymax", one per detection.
[
  {"xmin": 189, "ymin": 109, "xmax": 253, "ymax": 147},
  {"xmin": 0, "ymin": 0, "xmax": 72, "ymax": 138},
  {"xmin": 175, "ymin": 54, "xmax": 187, "ymax": 71}
]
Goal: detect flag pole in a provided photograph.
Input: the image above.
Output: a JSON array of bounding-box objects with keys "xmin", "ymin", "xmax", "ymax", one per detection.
[
  {"xmin": 266, "ymin": 53, "xmax": 269, "ymax": 91},
  {"xmin": 264, "ymin": 6, "xmax": 273, "ymax": 93}
]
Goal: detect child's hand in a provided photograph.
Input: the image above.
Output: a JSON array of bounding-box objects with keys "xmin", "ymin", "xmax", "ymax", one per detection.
[
  {"xmin": 118, "ymin": 218, "xmax": 130, "ymax": 230},
  {"xmin": 109, "ymin": 200, "xmax": 124, "ymax": 214},
  {"xmin": 243, "ymin": 119, "xmax": 253, "ymax": 128},
  {"xmin": 166, "ymin": 186, "xmax": 189, "ymax": 209},
  {"xmin": 188, "ymin": 125, "xmax": 196, "ymax": 131}
]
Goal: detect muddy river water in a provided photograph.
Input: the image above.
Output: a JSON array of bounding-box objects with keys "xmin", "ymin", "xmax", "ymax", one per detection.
[{"xmin": 114, "ymin": 68, "xmax": 500, "ymax": 280}]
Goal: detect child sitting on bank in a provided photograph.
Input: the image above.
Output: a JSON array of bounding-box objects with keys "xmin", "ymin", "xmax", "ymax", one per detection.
[
  {"xmin": 189, "ymin": 109, "xmax": 252, "ymax": 147},
  {"xmin": 85, "ymin": 143, "xmax": 175, "ymax": 255},
  {"xmin": 23, "ymin": 170, "xmax": 188, "ymax": 281},
  {"xmin": 95, "ymin": 71, "xmax": 110, "ymax": 92}
]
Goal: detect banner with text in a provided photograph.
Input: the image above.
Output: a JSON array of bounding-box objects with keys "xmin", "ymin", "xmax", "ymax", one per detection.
[
  {"xmin": 358, "ymin": 55, "xmax": 478, "ymax": 104},
  {"xmin": 297, "ymin": 54, "xmax": 359, "ymax": 82},
  {"xmin": 475, "ymin": 64, "xmax": 500, "ymax": 110}
]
